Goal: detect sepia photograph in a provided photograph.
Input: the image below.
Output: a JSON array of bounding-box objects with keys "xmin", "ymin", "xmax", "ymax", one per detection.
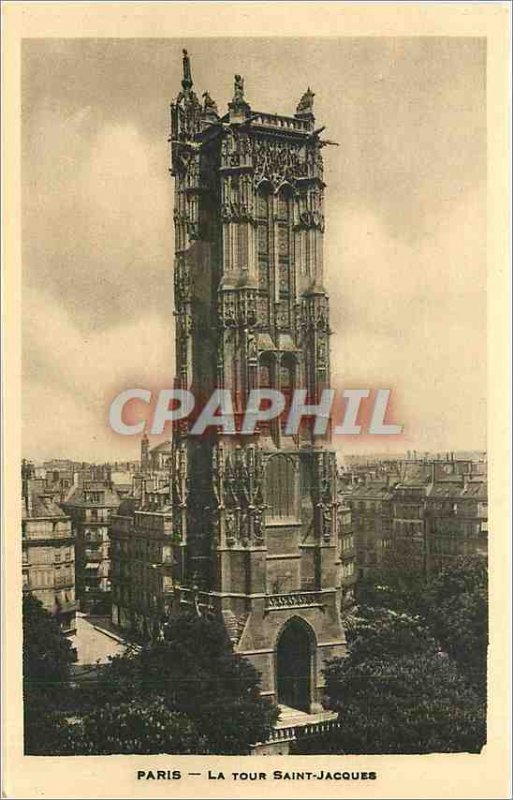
[{"xmin": 2, "ymin": 3, "xmax": 511, "ymax": 799}]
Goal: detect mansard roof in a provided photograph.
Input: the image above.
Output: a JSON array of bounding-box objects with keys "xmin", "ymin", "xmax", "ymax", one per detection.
[
  {"xmin": 22, "ymin": 493, "xmax": 68, "ymax": 520},
  {"xmin": 62, "ymin": 482, "xmax": 120, "ymax": 508}
]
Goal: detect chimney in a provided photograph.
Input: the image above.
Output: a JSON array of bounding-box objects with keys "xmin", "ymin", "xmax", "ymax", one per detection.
[
  {"xmin": 141, "ymin": 433, "xmax": 149, "ymax": 473},
  {"xmin": 21, "ymin": 459, "xmax": 34, "ymax": 516}
]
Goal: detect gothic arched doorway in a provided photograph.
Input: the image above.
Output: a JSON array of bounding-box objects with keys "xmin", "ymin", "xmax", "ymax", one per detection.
[{"xmin": 276, "ymin": 618, "xmax": 314, "ymax": 712}]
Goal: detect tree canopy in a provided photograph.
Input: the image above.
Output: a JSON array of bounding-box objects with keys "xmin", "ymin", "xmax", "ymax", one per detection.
[
  {"xmin": 318, "ymin": 608, "xmax": 485, "ymax": 754},
  {"xmin": 73, "ymin": 700, "xmax": 206, "ymax": 755},
  {"xmin": 23, "ymin": 593, "xmax": 73, "ymax": 696},
  {"xmin": 74, "ymin": 611, "xmax": 279, "ymax": 755},
  {"xmin": 294, "ymin": 556, "xmax": 488, "ymax": 755},
  {"xmin": 423, "ymin": 556, "xmax": 488, "ymax": 693},
  {"xmin": 22, "ymin": 593, "xmax": 75, "ymax": 755},
  {"xmin": 354, "ymin": 554, "xmax": 488, "ymax": 691}
]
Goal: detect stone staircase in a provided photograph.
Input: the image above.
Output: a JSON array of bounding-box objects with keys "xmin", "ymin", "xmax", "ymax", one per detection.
[{"xmin": 252, "ymin": 705, "xmax": 340, "ymax": 755}]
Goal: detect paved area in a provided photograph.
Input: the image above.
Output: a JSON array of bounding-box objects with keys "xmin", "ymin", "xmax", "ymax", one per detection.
[{"xmin": 71, "ymin": 612, "xmax": 128, "ymax": 666}]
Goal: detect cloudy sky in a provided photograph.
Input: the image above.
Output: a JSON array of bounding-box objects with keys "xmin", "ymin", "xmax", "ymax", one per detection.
[{"xmin": 22, "ymin": 37, "xmax": 486, "ymax": 462}]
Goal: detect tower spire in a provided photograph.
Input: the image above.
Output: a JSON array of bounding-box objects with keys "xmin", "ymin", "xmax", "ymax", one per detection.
[{"xmin": 181, "ymin": 48, "xmax": 193, "ymax": 92}]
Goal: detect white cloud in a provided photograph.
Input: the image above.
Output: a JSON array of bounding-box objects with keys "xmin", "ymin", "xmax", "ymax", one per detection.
[
  {"xmin": 24, "ymin": 113, "xmax": 173, "ymax": 330},
  {"xmin": 327, "ymin": 187, "xmax": 486, "ymax": 453},
  {"xmin": 23, "ymin": 285, "xmax": 173, "ymax": 461},
  {"xmin": 21, "ymin": 40, "xmax": 486, "ymax": 461}
]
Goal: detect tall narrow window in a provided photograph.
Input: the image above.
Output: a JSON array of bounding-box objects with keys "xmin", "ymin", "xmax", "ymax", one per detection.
[
  {"xmin": 280, "ymin": 354, "xmax": 295, "ymax": 427},
  {"xmin": 265, "ymin": 455, "xmax": 297, "ymax": 520},
  {"xmin": 258, "ymin": 353, "xmax": 274, "ymax": 437},
  {"xmin": 256, "ymin": 185, "xmax": 271, "ymax": 328}
]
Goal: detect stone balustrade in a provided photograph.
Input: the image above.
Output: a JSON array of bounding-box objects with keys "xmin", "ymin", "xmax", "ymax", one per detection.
[
  {"xmin": 265, "ymin": 591, "xmax": 325, "ymax": 611},
  {"xmin": 251, "ymin": 716, "xmax": 341, "ymax": 754},
  {"xmin": 252, "ymin": 111, "xmax": 311, "ymax": 133}
]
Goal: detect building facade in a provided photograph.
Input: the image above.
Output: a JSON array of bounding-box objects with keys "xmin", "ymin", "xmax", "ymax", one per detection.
[
  {"xmin": 21, "ymin": 461, "xmax": 77, "ymax": 635},
  {"xmin": 166, "ymin": 52, "xmax": 346, "ymax": 712},
  {"xmin": 339, "ymin": 482, "xmax": 394, "ymax": 593},
  {"xmin": 425, "ymin": 480, "xmax": 487, "ymax": 571},
  {"xmin": 62, "ymin": 481, "xmax": 120, "ymax": 612},
  {"xmin": 337, "ymin": 500, "xmax": 355, "ymax": 598},
  {"xmin": 340, "ymin": 462, "xmax": 488, "ymax": 591},
  {"xmin": 110, "ymin": 485, "xmax": 175, "ymax": 636}
]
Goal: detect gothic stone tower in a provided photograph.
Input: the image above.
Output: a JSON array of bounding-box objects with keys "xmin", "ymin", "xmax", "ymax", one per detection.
[{"xmin": 170, "ymin": 51, "xmax": 345, "ymax": 712}]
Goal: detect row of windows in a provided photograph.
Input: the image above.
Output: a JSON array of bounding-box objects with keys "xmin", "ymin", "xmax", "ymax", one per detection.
[
  {"xmin": 84, "ymin": 508, "xmax": 110, "ymax": 523},
  {"xmin": 22, "ymin": 520, "xmax": 72, "ymax": 539},
  {"xmin": 22, "ymin": 546, "xmax": 73, "ymax": 564},
  {"xmin": 82, "ymin": 527, "xmax": 108, "ymax": 542},
  {"xmin": 256, "ymin": 190, "xmax": 291, "ymax": 222},
  {"xmin": 394, "ymin": 521, "xmax": 423, "ymax": 536},
  {"xmin": 83, "ymin": 492, "xmax": 105, "ymax": 504},
  {"xmin": 429, "ymin": 523, "xmax": 480, "ymax": 537},
  {"xmin": 24, "ymin": 566, "xmax": 73, "ymax": 588}
]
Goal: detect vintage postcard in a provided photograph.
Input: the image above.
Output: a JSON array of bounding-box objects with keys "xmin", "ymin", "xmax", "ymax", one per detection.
[{"xmin": 2, "ymin": 2, "xmax": 511, "ymax": 798}]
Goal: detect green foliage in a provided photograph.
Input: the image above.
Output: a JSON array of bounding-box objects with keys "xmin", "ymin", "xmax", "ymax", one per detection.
[
  {"xmin": 320, "ymin": 608, "xmax": 486, "ymax": 754},
  {"xmin": 343, "ymin": 607, "xmax": 436, "ymax": 662},
  {"xmin": 71, "ymin": 699, "xmax": 206, "ymax": 755},
  {"xmin": 354, "ymin": 567, "xmax": 424, "ymax": 614},
  {"xmin": 78, "ymin": 612, "xmax": 278, "ymax": 754},
  {"xmin": 380, "ymin": 534, "xmax": 426, "ymax": 580},
  {"xmin": 354, "ymin": 555, "xmax": 488, "ymax": 691},
  {"xmin": 22, "ymin": 593, "xmax": 75, "ymax": 754},
  {"xmin": 299, "ymin": 652, "xmax": 485, "ymax": 754},
  {"xmin": 23, "ymin": 593, "xmax": 73, "ymax": 697},
  {"xmin": 423, "ymin": 556, "xmax": 488, "ymax": 692},
  {"xmin": 23, "ymin": 692, "xmax": 77, "ymax": 756},
  {"xmin": 23, "ymin": 597, "xmax": 277, "ymax": 755},
  {"xmin": 296, "ymin": 558, "xmax": 488, "ymax": 755}
]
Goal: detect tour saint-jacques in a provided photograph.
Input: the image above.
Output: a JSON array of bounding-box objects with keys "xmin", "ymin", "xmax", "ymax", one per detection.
[{"xmin": 22, "ymin": 49, "xmax": 488, "ymax": 755}]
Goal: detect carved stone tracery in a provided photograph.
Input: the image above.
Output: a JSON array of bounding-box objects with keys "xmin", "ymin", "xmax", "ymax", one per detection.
[
  {"xmin": 219, "ymin": 288, "xmax": 258, "ymax": 329},
  {"xmin": 216, "ymin": 445, "xmax": 266, "ymax": 547},
  {"xmin": 170, "ymin": 54, "xmax": 340, "ymax": 600}
]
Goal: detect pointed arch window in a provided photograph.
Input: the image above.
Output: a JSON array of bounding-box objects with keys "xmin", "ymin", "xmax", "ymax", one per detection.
[{"xmin": 265, "ymin": 454, "xmax": 298, "ymax": 521}]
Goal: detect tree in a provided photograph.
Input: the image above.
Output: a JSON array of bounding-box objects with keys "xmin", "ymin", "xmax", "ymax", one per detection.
[
  {"xmin": 423, "ymin": 556, "xmax": 488, "ymax": 693},
  {"xmin": 355, "ymin": 559, "xmax": 426, "ymax": 615},
  {"xmin": 354, "ymin": 555, "xmax": 488, "ymax": 694},
  {"xmin": 79, "ymin": 611, "xmax": 279, "ymax": 755},
  {"xmin": 72, "ymin": 699, "xmax": 206, "ymax": 755},
  {"xmin": 22, "ymin": 593, "xmax": 75, "ymax": 755},
  {"xmin": 294, "ymin": 608, "xmax": 485, "ymax": 755},
  {"xmin": 23, "ymin": 593, "xmax": 73, "ymax": 695}
]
